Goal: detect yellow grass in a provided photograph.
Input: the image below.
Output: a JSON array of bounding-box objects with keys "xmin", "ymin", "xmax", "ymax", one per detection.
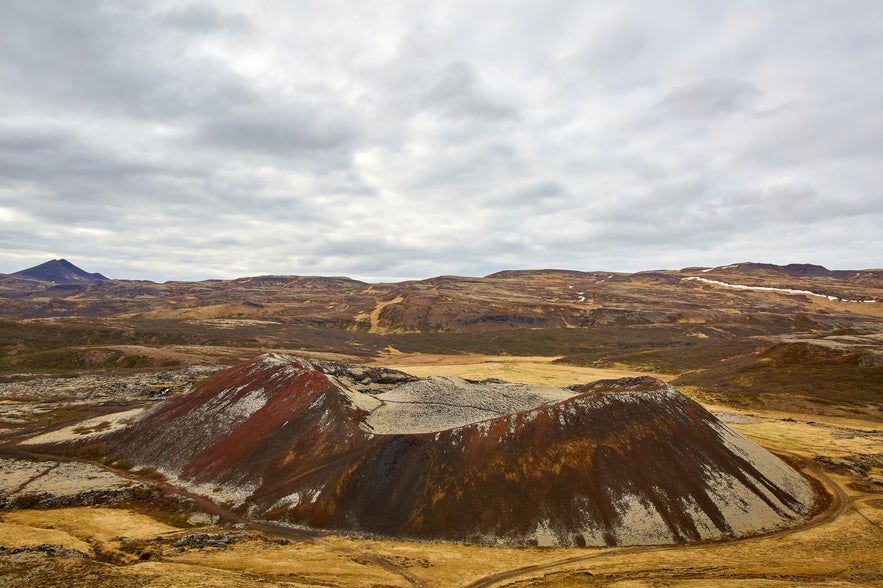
[
  {"xmin": 3, "ymin": 489, "xmax": 880, "ymax": 587},
  {"xmin": 2, "ymin": 507, "xmax": 178, "ymax": 544},
  {"xmin": 373, "ymin": 353, "xmax": 674, "ymax": 386},
  {"xmin": 167, "ymin": 539, "xmax": 413, "ymax": 587},
  {"xmin": 0, "ymin": 520, "xmax": 93, "ymax": 554},
  {"xmin": 702, "ymin": 403, "xmax": 883, "ymax": 459},
  {"xmin": 355, "ymin": 294, "xmax": 406, "ymax": 334}
]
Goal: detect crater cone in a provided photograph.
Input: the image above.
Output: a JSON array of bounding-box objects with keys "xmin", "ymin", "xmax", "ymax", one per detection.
[{"xmin": 101, "ymin": 353, "xmax": 813, "ymax": 547}]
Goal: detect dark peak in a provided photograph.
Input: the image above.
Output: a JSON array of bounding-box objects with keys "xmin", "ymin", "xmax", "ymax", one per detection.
[
  {"xmin": 690, "ymin": 262, "xmax": 844, "ymax": 279},
  {"xmin": 13, "ymin": 258, "xmax": 108, "ymax": 285},
  {"xmin": 740, "ymin": 262, "xmax": 833, "ymax": 278}
]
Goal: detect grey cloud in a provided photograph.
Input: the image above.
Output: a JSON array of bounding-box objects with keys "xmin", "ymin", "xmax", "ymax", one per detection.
[
  {"xmin": 508, "ymin": 181, "xmax": 567, "ymax": 208},
  {"xmin": 606, "ymin": 181, "xmax": 872, "ymax": 247},
  {"xmin": 657, "ymin": 79, "xmax": 761, "ymax": 118},
  {"xmin": 731, "ymin": 183, "xmax": 872, "ymax": 222},
  {"xmin": 575, "ymin": 26, "xmax": 646, "ymax": 76},
  {"xmin": 420, "ymin": 62, "xmax": 518, "ymax": 121},
  {"xmin": 196, "ymin": 109, "xmax": 357, "ymax": 156},
  {"xmin": 0, "ymin": 3, "xmax": 255, "ymax": 120},
  {"xmin": 158, "ymin": 3, "xmax": 251, "ymax": 33},
  {"xmin": 0, "ymin": 124, "xmax": 165, "ymax": 183},
  {"xmin": 484, "ymin": 181, "xmax": 570, "ymax": 215},
  {"xmin": 311, "ymin": 237, "xmax": 423, "ymax": 269},
  {"xmin": 0, "ymin": 126, "xmax": 68, "ymax": 154},
  {"xmin": 741, "ymin": 104, "xmax": 883, "ymax": 167}
]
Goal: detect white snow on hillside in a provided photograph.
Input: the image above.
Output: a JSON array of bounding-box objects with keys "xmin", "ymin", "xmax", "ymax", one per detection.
[{"xmin": 684, "ymin": 276, "xmax": 877, "ymax": 303}]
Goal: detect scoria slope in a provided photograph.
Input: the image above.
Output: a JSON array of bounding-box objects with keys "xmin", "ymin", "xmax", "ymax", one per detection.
[
  {"xmin": 93, "ymin": 354, "xmax": 814, "ymax": 547},
  {"xmin": 12, "ymin": 258, "xmax": 108, "ymax": 285}
]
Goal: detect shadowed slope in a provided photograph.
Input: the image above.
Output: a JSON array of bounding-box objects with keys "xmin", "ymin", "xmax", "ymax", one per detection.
[
  {"xmin": 102, "ymin": 354, "xmax": 814, "ymax": 546},
  {"xmin": 13, "ymin": 259, "xmax": 107, "ymax": 285}
]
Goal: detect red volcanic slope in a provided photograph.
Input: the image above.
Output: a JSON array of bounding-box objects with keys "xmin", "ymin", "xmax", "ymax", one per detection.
[{"xmin": 107, "ymin": 354, "xmax": 814, "ymax": 547}]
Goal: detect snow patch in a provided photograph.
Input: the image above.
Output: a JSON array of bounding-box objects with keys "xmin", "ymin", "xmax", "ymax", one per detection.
[{"xmin": 684, "ymin": 276, "xmax": 877, "ymax": 303}]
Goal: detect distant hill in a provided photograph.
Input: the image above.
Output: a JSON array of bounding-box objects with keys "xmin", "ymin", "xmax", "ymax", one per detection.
[
  {"xmin": 13, "ymin": 259, "xmax": 108, "ymax": 285},
  {"xmin": 688, "ymin": 262, "xmax": 864, "ymax": 280},
  {"xmin": 0, "ymin": 260, "xmax": 879, "ymax": 418}
]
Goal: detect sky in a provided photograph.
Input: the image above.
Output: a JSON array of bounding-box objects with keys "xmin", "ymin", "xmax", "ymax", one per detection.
[{"xmin": 1, "ymin": 1, "xmax": 881, "ymax": 282}]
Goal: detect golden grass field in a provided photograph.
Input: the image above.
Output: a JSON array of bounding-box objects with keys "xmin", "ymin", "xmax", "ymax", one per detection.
[
  {"xmin": 374, "ymin": 353, "xmax": 675, "ymax": 386},
  {"xmin": 1, "ymin": 354, "xmax": 881, "ymax": 587}
]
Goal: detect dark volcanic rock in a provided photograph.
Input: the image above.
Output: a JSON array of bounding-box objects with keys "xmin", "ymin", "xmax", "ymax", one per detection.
[
  {"xmin": 13, "ymin": 258, "xmax": 107, "ymax": 285},
  {"xmin": 173, "ymin": 533, "xmax": 242, "ymax": 549},
  {"xmin": 102, "ymin": 354, "xmax": 814, "ymax": 547}
]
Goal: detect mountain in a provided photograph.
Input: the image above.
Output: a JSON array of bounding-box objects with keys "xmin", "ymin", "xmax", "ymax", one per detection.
[
  {"xmin": 95, "ymin": 353, "xmax": 814, "ymax": 547},
  {"xmin": 689, "ymin": 262, "xmax": 860, "ymax": 280},
  {"xmin": 12, "ymin": 258, "xmax": 108, "ymax": 285}
]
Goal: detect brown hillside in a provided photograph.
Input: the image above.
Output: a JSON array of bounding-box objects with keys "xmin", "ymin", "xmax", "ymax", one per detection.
[{"xmin": 1, "ymin": 262, "xmax": 881, "ymax": 418}]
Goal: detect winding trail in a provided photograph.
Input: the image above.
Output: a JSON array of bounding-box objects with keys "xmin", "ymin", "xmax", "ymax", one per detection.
[
  {"xmin": 9, "ymin": 460, "xmax": 60, "ymax": 495},
  {"xmin": 249, "ymin": 520, "xmax": 429, "ymax": 588}
]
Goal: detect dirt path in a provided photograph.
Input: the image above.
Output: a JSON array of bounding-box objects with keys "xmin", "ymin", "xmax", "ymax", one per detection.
[
  {"xmin": 249, "ymin": 520, "xmax": 429, "ymax": 588},
  {"xmin": 366, "ymin": 295, "xmax": 404, "ymax": 334},
  {"xmin": 8, "ymin": 460, "xmax": 59, "ymax": 494},
  {"xmin": 463, "ymin": 454, "xmax": 850, "ymax": 588}
]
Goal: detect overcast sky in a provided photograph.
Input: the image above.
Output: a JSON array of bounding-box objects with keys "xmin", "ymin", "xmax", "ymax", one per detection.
[{"xmin": 1, "ymin": 1, "xmax": 881, "ymax": 282}]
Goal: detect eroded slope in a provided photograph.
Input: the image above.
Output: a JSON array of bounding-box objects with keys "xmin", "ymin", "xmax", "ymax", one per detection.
[{"xmin": 37, "ymin": 353, "xmax": 814, "ymax": 547}]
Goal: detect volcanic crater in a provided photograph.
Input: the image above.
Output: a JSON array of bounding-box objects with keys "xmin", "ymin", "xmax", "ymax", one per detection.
[{"xmin": 49, "ymin": 353, "xmax": 815, "ymax": 547}]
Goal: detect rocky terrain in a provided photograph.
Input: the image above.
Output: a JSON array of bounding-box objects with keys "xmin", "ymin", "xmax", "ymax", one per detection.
[
  {"xmin": 1, "ymin": 260, "xmax": 881, "ymax": 418},
  {"xmin": 0, "ymin": 260, "xmax": 880, "ymax": 585},
  {"xmin": 22, "ymin": 353, "xmax": 815, "ymax": 548}
]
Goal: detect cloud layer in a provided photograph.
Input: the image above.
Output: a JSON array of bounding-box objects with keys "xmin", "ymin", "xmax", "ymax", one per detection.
[{"xmin": 2, "ymin": 1, "xmax": 881, "ymax": 281}]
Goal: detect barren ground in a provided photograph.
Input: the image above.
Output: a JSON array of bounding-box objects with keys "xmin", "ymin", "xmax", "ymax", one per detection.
[{"xmin": 1, "ymin": 355, "xmax": 881, "ymax": 587}]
